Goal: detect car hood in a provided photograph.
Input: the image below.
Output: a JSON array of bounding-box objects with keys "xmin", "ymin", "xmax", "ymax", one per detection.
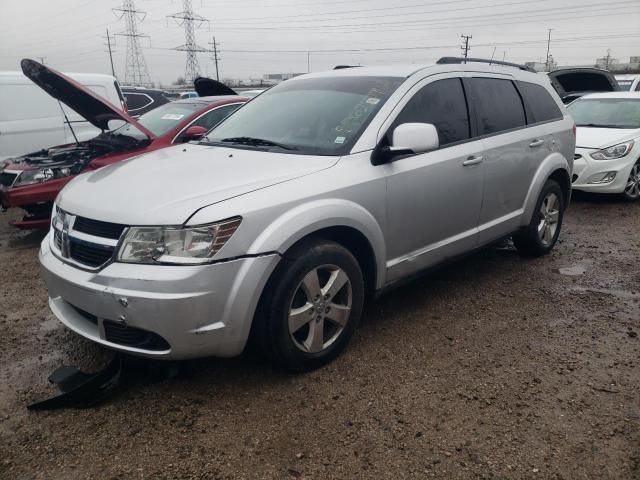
[
  {"xmin": 575, "ymin": 127, "xmax": 640, "ymax": 149},
  {"xmin": 56, "ymin": 144, "xmax": 338, "ymax": 225},
  {"xmin": 21, "ymin": 58, "xmax": 156, "ymax": 139}
]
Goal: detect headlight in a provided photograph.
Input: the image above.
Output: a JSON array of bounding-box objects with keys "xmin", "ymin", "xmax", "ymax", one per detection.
[
  {"xmin": 590, "ymin": 141, "xmax": 634, "ymax": 160},
  {"xmin": 13, "ymin": 167, "xmax": 73, "ymax": 187},
  {"xmin": 118, "ymin": 217, "xmax": 242, "ymax": 265}
]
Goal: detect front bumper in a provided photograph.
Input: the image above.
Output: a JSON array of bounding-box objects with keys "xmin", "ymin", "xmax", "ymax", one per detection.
[
  {"xmin": 39, "ymin": 234, "xmax": 280, "ymax": 360},
  {"xmin": 572, "ymin": 147, "xmax": 638, "ymax": 193}
]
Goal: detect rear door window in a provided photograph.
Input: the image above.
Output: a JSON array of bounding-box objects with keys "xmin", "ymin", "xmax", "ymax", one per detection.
[
  {"xmin": 466, "ymin": 78, "xmax": 526, "ymax": 136},
  {"xmin": 125, "ymin": 93, "xmax": 153, "ymax": 112},
  {"xmin": 389, "ymin": 78, "xmax": 470, "ymax": 146},
  {"xmin": 517, "ymin": 82, "xmax": 563, "ymax": 123}
]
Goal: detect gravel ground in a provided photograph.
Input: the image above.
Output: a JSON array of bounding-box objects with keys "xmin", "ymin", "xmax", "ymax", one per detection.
[{"xmin": 1, "ymin": 193, "xmax": 639, "ymax": 480}]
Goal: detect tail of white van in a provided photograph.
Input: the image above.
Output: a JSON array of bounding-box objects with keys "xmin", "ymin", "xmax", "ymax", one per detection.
[{"xmin": 0, "ymin": 71, "xmax": 126, "ymax": 160}]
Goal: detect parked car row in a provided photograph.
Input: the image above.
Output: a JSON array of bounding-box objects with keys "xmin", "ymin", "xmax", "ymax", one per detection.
[{"xmin": 1, "ymin": 57, "xmax": 638, "ymax": 372}]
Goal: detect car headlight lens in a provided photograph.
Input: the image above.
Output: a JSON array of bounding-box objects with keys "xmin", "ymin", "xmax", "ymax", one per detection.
[
  {"xmin": 12, "ymin": 167, "xmax": 73, "ymax": 187},
  {"xmin": 118, "ymin": 217, "xmax": 242, "ymax": 265},
  {"xmin": 590, "ymin": 141, "xmax": 634, "ymax": 160}
]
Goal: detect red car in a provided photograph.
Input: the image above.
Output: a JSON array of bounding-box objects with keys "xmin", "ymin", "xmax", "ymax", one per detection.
[{"xmin": 0, "ymin": 59, "xmax": 246, "ymax": 229}]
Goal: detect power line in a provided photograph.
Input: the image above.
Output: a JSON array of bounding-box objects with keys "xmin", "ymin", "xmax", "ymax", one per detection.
[
  {"xmin": 113, "ymin": 0, "xmax": 152, "ymax": 87},
  {"xmin": 167, "ymin": 0, "xmax": 210, "ymax": 83}
]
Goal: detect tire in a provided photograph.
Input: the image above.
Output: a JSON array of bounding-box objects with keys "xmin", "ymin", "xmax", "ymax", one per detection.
[
  {"xmin": 513, "ymin": 179, "xmax": 565, "ymax": 257},
  {"xmin": 623, "ymin": 161, "xmax": 640, "ymax": 201},
  {"xmin": 253, "ymin": 239, "xmax": 365, "ymax": 372}
]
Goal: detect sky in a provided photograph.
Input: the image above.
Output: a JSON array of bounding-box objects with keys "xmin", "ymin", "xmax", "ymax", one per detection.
[{"xmin": 1, "ymin": 0, "xmax": 639, "ymax": 85}]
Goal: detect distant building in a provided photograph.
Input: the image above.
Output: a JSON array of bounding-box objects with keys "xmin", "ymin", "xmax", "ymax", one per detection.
[
  {"xmin": 263, "ymin": 73, "xmax": 305, "ymax": 84},
  {"xmin": 595, "ymin": 56, "xmax": 619, "ymax": 69}
]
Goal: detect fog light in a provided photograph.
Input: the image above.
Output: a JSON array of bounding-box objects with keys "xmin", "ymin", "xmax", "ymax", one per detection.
[{"xmin": 587, "ymin": 172, "xmax": 616, "ymax": 184}]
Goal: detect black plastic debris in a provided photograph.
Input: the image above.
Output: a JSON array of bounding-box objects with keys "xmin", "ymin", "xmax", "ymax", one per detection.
[{"xmin": 28, "ymin": 355, "xmax": 122, "ymax": 410}]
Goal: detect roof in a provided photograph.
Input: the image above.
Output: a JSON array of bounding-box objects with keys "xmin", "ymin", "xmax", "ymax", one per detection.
[
  {"xmin": 172, "ymin": 95, "xmax": 246, "ymax": 105},
  {"xmin": 579, "ymin": 92, "xmax": 640, "ymax": 100}
]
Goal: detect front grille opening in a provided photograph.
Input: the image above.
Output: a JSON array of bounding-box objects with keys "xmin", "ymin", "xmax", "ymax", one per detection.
[
  {"xmin": 103, "ymin": 321, "xmax": 170, "ymax": 351},
  {"xmin": 69, "ymin": 240, "xmax": 114, "ymax": 268},
  {"xmin": 73, "ymin": 216, "xmax": 126, "ymax": 240},
  {"xmin": 69, "ymin": 304, "xmax": 98, "ymax": 325}
]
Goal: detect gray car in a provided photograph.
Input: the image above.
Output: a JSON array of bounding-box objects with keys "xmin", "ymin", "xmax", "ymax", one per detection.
[{"xmin": 40, "ymin": 59, "xmax": 575, "ymax": 371}]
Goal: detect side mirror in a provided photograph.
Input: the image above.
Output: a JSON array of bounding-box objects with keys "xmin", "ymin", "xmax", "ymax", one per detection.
[
  {"xmin": 184, "ymin": 125, "xmax": 208, "ymax": 141},
  {"xmin": 372, "ymin": 123, "xmax": 439, "ymax": 165}
]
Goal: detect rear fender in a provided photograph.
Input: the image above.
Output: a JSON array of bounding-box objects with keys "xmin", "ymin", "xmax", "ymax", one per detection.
[{"xmin": 521, "ymin": 152, "xmax": 571, "ymax": 226}]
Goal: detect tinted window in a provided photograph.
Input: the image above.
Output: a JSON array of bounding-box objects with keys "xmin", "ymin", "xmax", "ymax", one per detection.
[
  {"xmin": 518, "ymin": 81, "xmax": 563, "ymax": 123},
  {"xmin": 390, "ymin": 78, "xmax": 470, "ymax": 146},
  {"xmin": 125, "ymin": 93, "xmax": 153, "ymax": 111},
  {"xmin": 191, "ymin": 104, "xmax": 241, "ymax": 130},
  {"xmin": 467, "ymin": 78, "xmax": 526, "ymax": 135}
]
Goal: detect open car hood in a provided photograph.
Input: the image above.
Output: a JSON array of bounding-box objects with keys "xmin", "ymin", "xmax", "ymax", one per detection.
[
  {"xmin": 548, "ymin": 68, "xmax": 619, "ymax": 96},
  {"xmin": 20, "ymin": 58, "xmax": 156, "ymax": 140},
  {"xmin": 194, "ymin": 77, "xmax": 237, "ymax": 97}
]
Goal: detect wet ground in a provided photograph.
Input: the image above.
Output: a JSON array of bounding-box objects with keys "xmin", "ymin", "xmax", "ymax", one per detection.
[{"xmin": 1, "ymin": 193, "xmax": 639, "ymax": 479}]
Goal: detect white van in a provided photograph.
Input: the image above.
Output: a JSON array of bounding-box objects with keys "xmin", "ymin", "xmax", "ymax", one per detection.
[{"xmin": 0, "ymin": 69, "xmax": 126, "ymax": 160}]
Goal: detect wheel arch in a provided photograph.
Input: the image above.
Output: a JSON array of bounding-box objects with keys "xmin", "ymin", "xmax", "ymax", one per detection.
[{"xmin": 521, "ymin": 152, "xmax": 572, "ymax": 226}]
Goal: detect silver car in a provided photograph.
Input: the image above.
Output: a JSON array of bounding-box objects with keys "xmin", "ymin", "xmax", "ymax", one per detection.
[{"xmin": 40, "ymin": 59, "xmax": 575, "ymax": 371}]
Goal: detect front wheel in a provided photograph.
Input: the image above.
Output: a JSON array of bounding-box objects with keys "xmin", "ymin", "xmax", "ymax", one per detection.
[
  {"xmin": 623, "ymin": 161, "xmax": 640, "ymax": 200},
  {"xmin": 513, "ymin": 179, "xmax": 565, "ymax": 257},
  {"xmin": 254, "ymin": 239, "xmax": 364, "ymax": 372}
]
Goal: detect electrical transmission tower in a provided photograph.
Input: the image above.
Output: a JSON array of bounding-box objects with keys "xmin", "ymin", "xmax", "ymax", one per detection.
[
  {"xmin": 461, "ymin": 34, "xmax": 472, "ymax": 61},
  {"xmin": 113, "ymin": 0, "xmax": 152, "ymax": 87},
  {"xmin": 168, "ymin": 0, "xmax": 210, "ymax": 84}
]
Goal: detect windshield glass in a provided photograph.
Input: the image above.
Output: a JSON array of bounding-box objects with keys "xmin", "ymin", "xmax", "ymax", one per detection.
[
  {"xmin": 113, "ymin": 102, "xmax": 201, "ymax": 138},
  {"xmin": 568, "ymin": 98, "xmax": 640, "ymax": 129},
  {"xmin": 204, "ymin": 76, "xmax": 404, "ymax": 155},
  {"xmin": 617, "ymin": 80, "xmax": 633, "ymax": 91}
]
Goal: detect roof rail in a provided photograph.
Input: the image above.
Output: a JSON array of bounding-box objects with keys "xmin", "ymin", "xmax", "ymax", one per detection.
[
  {"xmin": 436, "ymin": 57, "xmax": 536, "ymax": 73},
  {"xmin": 333, "ymin": 65, "xmax": 361, "ymax": 70}
]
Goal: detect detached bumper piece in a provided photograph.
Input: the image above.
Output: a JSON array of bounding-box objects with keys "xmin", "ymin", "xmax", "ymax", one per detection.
[{"xmin": 27, "ymin": 355, "xmax": 122, "ymax": 410}]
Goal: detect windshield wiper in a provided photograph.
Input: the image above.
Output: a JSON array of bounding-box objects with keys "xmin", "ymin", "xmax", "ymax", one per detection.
[
  {"xmin": 220, "ymin": 136, "xmax": 297, "ymax": 150},
  {"xmin": 576, "ymin": 123, "xmax": 631, "ymax": 129}
]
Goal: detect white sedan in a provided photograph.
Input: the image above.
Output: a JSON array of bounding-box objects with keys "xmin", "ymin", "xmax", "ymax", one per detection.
[{"xmin": 568, "ymin": 92, "xmax": 640, "ymax": 200}]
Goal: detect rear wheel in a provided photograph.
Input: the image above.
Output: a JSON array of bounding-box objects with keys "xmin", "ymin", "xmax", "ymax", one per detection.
[
  {"xmin": 623, "ymin": 161, "xmax": 640, "ymax": 200},
  {"xmin": 254, "ymin": 239, "xmax": 364, "ymax": 372},
  {"xmin": 513, "ymin": 179, "xmax": 564, "ymax": 257}
]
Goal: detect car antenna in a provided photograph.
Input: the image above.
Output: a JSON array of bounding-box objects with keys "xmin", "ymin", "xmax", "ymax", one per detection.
[{"xmin": 57, "ymin": 100, "xmax": 80, "ymax": 145}]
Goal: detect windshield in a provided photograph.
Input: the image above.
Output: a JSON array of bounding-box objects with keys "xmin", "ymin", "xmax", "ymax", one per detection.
[
  {"xmin": 617, "ymin": 80, "xmax": 633, "ymax": 92},
  {"xmin": 204, "ymin": 76, "xmax": 404, "ymax": 155},
  {"xmin": 568, "ymin": 98, "xmax": 640, "ymax": 129},
  {"xmin": 113, "ymin": 102, "xmax": 201, "ymax": 139}
]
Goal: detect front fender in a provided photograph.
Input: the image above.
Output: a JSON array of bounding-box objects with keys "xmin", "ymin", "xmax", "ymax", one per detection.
[
  {"xmin": 247, "ymin": 199, "xmax": 387, "ymax": 289},
  {"xmin": 521, "ymin": 152, "xmax": 571, "ymax": 226}
]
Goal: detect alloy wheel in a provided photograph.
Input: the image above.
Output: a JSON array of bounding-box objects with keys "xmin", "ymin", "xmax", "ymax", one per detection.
[
  {"xmin": 537, "ymin": 192, "xmax": 560, "ymax": 246},
  {"xmin": 288, "ymin": 264, "xmax": 352, "ymax": 354},
  {"xmin": 625, "ymin": 163, "xmax": 640, "ymax": 199}
]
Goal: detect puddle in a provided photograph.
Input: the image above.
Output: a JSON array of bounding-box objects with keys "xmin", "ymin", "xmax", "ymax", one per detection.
[{"xmin": 555, "ymin": 265, "xmax": 586, "ymax": 276}]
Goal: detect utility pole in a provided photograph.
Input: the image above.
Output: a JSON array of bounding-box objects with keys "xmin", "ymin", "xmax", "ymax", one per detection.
[
  {"xmin": 208, "ymin": 36, "xmax": 220, "ymax": 80},
  {"xmin": 104, "ymin": 29, "xmax": 117, "ymax": 78},
  {"xmin": 460, "ymin": 34, "xmax": 472, "ymax": 61},
  {"xmin": 605, "ymin": 49, "xmax": 612, "ymax": 69},
  {"xmin": 113, "ymin": 0, "xmax": 152, "ymax": 86},
  {"xmin": 167, "ymin": 0, "xmax": 210, "ymax": 84},
  {"xmin": 307, "ymin": 51, "xmax": 310, "ymax": 73},
  {"xmin": 545, "ymin": 28, "xmax": 553, "ymax": 72},
  {"xmin": 37, "ymin": 56, "xmax": 46, "ymax": 65}
]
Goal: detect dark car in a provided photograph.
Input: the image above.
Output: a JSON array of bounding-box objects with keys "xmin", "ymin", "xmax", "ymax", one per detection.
[
  {"xmin": 548, "ymin": 68, "xmax": 620, "ymax": 104},
  {"xmin": 121, "ymin": 87, "xmax": 171, "ymax": 117}
]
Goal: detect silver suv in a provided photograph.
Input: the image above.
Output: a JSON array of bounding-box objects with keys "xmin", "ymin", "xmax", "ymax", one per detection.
[{"xmin": 40, "ymin": 59, "xmax": 575, "ymax": 371}]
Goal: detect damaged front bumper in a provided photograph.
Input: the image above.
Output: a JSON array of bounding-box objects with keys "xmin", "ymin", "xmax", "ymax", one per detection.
[{"xmin": 39, "ymin": 234, "xmax": 280, "ymax": 360}]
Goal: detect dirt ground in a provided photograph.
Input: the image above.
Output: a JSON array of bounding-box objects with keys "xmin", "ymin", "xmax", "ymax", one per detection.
[{"xmin": 0, "ymin": 192, "xmax": 639, "ymax": 480}]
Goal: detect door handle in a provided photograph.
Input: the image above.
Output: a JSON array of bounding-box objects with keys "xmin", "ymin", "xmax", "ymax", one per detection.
[
  {"xmin": 463, "ymin": 155, "xmax": 483, "ymax": 167},
  {"xmin": 529, "ymin": 139, "xmax": 545, "ymax": 148}
]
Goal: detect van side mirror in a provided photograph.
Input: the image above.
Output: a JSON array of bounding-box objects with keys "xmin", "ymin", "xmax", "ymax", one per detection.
[
  {"xmin": 184, "ymin": 125, "xmax": 208, "ymax": 141},
  {"xmin": 372, "ymin": 123, "xmax": 439, "ymax": 165}
]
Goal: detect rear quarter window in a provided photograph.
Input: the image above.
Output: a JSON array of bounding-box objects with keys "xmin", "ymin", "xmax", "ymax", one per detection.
[
  {"xmin": 517, "ymin": 81, "xmax": 563, "ymax": 123},
  {"xmin": 466, "ymin": 78, "xmax": 526, "ymax": 135}
]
